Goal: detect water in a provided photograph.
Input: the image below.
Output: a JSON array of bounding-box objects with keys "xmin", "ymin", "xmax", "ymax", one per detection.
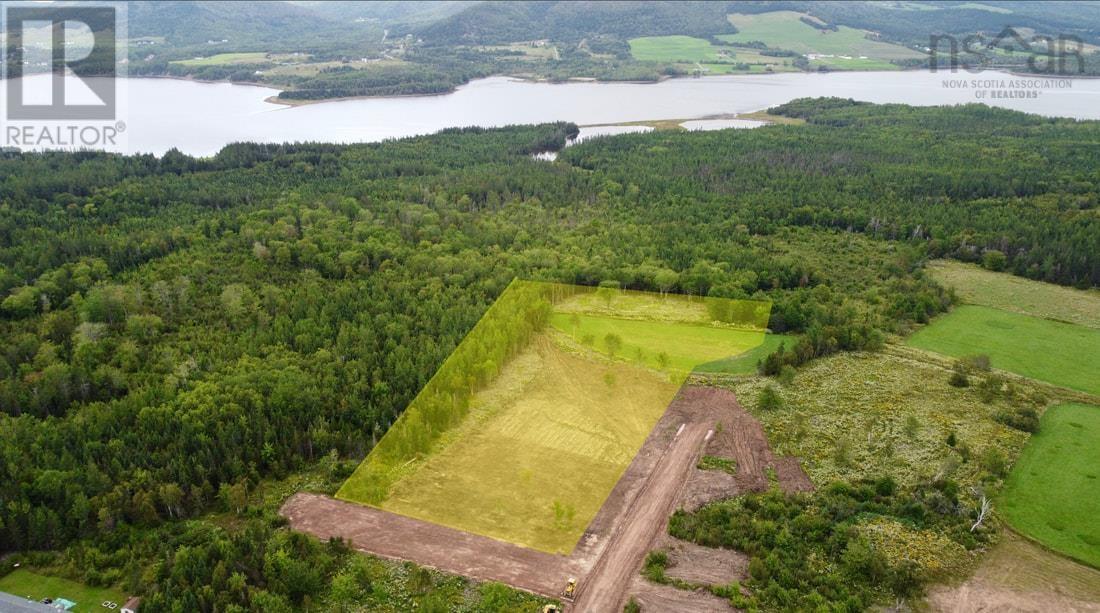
[{"xmin": 4, "ymin": 71, "xmax": 1098, "ymax": 156}]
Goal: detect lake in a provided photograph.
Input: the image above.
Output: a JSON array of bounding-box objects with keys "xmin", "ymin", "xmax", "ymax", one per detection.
[{"xmin": 5, "ymin": 70, "xmax": 1099, "ymax": 156}]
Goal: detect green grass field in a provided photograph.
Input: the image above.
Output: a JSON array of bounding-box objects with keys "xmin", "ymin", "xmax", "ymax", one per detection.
[
  {"xmin": 720, "ymin": 11, "xmax": 923, "ymax": 62},
  {"xmin": 1001, "ymin": 404, "xmax": 1100, "ymax": 569},
  {"xmin": 906, "ymin": 305, "xmax": 1100, "ymax": 395},
  {"xmin": 628, "ymin": 35, "xmax": 729, "ymax": 62},
  {"xmin": 928, "ymin": 260, "xmax": 1100, "ymax": 329},
  {"xmin": 695, "ymin": 333, "xmax": 794, "ymax": 374},
  {"xmin": 172, "ymin": 52, "xmax": 268, "ymax": 67},
  {"xmin": 627, "ymin": 35, "xmax": 793, "ymax": 72},
  {"xmin": 0, "ymin": 569, "xmax": 127, "ymax": 612},
  {"xmin": 549, "ymin": 312, "xmax": 767, "ymax": 374}
]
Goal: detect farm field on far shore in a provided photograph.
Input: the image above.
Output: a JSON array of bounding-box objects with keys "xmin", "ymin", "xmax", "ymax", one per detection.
[
  {"xmin": 171, "ymin": 52, "xmax": 269, "ymax": 66},
  {"xmin": 928, "ymin": 260, "xmax": 1100, "ymax": 329},
  {"xmin": 720, "ymin": 11, "xmax": 924, "ymax": 62},
  {"xmin": 628, "ymin": 35, "xmax": 728, "ymax": 63},
  {"xmin": 905, "ymin": 305, "xmax": 1100, "ymax": 395},
  {"xmin": 1000, "ymin": 403, "xmax": 1100, "ymax": 569},
  {"xmin": 0, "ymin": 569, "xmax": 127, "ymax": 613}
]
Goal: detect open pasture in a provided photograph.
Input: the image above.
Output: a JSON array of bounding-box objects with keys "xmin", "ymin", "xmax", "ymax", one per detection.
[
  {"xmin": 1001, "ymin": 403, "xmax": 1100, "ymax": 569},
  {"xmin": 171, "ymin": 52, "xmax": 269, "ymax": 66},
  {"xmin": 720, "ymin": 11, "xmax": 923, "ymax": 62},
  {"xmin": 928, "ymin": 260, "xmax": 1100, "ymax": 329},
  {"xmin": 906, "ymin": 305, "xmax": 1100, "ymax": 395}
]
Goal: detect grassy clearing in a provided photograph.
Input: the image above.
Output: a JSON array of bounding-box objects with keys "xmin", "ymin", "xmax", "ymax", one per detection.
[
  {"xmin": 628, "ymin": 36, "xmax": 730, "ymax": 63},
  {"xmin": 720, "ymin": 11, "xmax": 923, "ymax": 61},
  {"xmin": 694, "ymin": 333, "xmax": 794, "ymax": 374},
  {"xmin": 1001, "ymin": 403, "xmax": 1100, "ymax": 568},
  {"xmin": 0, "ymin": 569, "xmax": 127, "ymax": 612},
  {"xmin": 727, "ymin": 352, "xmax": 1038, "ymax": 488},
  {"xmin": 928, "ymin": 260, "xmax": 1100, "ymax": 329},
  {"xmin": 549, "ymin": 312, "xmax": 766, "ymax": 374},
  {"xmin": 172, "ymin": 52, "xmax": 269, "ymax": 66},
  {"xmin": 379, "ymin": 335, "xmax": 678, "ymax": 554},
  {"xmin": 906, "ymin": 305, "xmax": 1100, "ymax": 396}
]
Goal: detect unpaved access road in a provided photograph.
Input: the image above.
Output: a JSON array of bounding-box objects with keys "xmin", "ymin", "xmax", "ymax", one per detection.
[{"xmin": 571, "ymin": 420, "xmax": 711, "ymax": 611}]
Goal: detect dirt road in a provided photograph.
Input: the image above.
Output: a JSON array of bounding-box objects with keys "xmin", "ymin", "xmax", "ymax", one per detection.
[
  {"xmin": 571, "ymin": 420, "xmax": 710, "ymax": 612},
  {"xmin": 280, "ymin": 492, "xmax": 580, "ymax": 597}
]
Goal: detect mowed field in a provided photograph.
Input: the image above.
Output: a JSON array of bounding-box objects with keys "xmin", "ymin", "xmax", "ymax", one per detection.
[
  {"xmin": 628, "ymin": 35, "xmax": 729, "ymax": 62},
  {"xmin": 172, "ymin": 52, "xmax": 269, "ymax": 66},
  {"xmin": 928, "ymin": 260, "xmax": 1100, "ymax": 329},
  {"xmin": 379, "ymin": 335, "xmax": 679, "ymax": 554},
  {"xmin": 626, "ymin": 36, "xmax": 794, "ymax": 72},
  {"xmin": 1000, "ymin": 404, "xmax": 1100, "ymax": 569},
  {"xmin": 906, "ymin": 305, "xmax": 1100, "ymax": 395},
  {"xmin": 720, "ymin": 11, "xmax": 923, "ymax": 65},
  {"xmin": 0, "ymin": 569, "xmax": 127, "ymax": 612}
]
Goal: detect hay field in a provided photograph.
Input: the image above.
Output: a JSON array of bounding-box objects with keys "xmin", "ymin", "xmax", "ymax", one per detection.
[
  {"xmin": 928, "ymin": 260, "xmax": 1100, "ymax": 329},
  {"xmin": 720, "ymin": 11, "xmax": 923, "ymax": 61},
  {"xmin": 379, "ymin": 335, "xmax": 680, "ymax": 554}
]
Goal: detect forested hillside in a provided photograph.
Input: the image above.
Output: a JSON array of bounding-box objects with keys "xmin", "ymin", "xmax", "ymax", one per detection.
[{"xmin": 0, "ymin": 102, "xmax": 1096, "ymax": 608}]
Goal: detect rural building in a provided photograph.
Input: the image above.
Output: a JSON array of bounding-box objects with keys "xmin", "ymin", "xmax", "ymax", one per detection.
[{"xmin": 122, "ymin": 596, "xmax": 142, "ymax": 613}]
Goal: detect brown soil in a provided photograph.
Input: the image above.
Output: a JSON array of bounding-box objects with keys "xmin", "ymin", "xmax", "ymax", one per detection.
[
  {"xmin": 659, "ymin": 535, "xmax": 748, "ymax": 587},
  {"xmin": 926, "ymin": 530, "xmax": 1100, "ymax": 613},
  {"xmin": 280, "ymin": 492, "xmax": 581, "ymax": 598},
  {"xmin": 677, "ymin": 390, "xmax": 813, "ymax": 512},
  {"xmin": 627, "ymin": 575, "xmax": 734, "ymax": 612}
]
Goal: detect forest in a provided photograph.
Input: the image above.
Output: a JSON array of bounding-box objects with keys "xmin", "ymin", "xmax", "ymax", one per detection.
[{"xmin": 0, "ymin": 100, "xmax": 1096, "ymax": 608}]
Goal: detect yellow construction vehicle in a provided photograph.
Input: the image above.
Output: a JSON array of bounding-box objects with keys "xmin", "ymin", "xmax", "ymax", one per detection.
[{"xmin": 562, "ymin": 577, "xmax": 577, "ymax": 600}]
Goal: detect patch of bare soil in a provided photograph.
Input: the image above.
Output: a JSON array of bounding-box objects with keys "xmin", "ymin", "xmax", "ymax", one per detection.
[
  {"xmin": 627, "ymin": 575, "xmax": 735, "ymax": 613},
  {"xmin": 926, "ymin": 531, "xmax": 1100, "ymax": 613},
  {"xmin": 658, "ymin": 535, "xmax": 748, "ymax": 587},
  {"xmin": 280, "ymin": 493, "xmax": 581, "ymax": 598},
  {"xmin": 676, "ymin": 391, "xmax": 814, "ymax": 511}
]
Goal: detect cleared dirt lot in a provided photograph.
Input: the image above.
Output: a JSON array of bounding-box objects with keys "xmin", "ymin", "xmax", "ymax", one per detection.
[
  {"xmin": 281, "ymin": 492, "xmax": 582, "ymax": 597},
  {"xmin": 283, "ymin": 385, "xmax": 803, "ymax": 611},
  {"xmin": 927, "ymin": 531, "xmax": 1100, "ymax": 613}
]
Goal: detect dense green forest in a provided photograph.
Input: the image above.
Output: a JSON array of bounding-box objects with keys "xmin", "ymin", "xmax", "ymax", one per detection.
[{"xmin": 0, "ymin": 100, "xmax": 1096, "ymax": 608}]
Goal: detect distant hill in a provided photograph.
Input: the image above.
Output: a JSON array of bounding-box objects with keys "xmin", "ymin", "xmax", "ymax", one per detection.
[
  {"xmin": 412, "ymin": 1, "xmax": 737, "ymax": 45},
  {"xmin": 730, "ymin": 1, "xmax": 1100, "ymax": 46},
  {"xmin": 123, "ymin": 1, "xmax": 383, "ymax": 57}
]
